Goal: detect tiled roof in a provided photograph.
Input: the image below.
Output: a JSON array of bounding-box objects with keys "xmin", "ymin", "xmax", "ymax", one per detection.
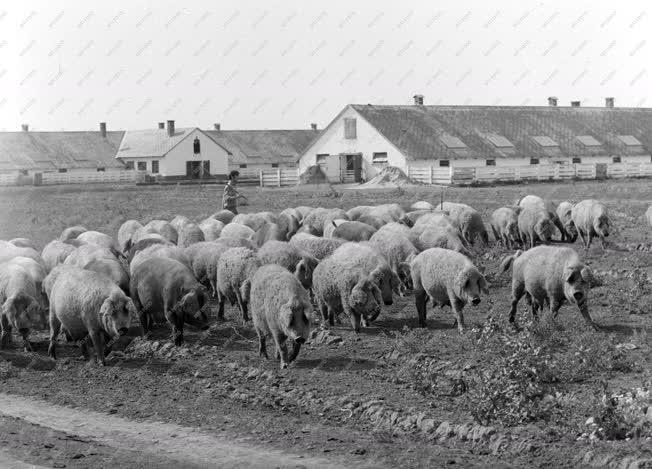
[
  {"xmin": 205, "ymin": 129, "xmax": 319, "ymax": 164},
  {"xmin": 115, "ymin": 127, "xmax": 198, "ymax": 159},
  {"xmin": 0, "ymin": 131, "xmax": 125, "ymax": 171},
  {"xmin": 351, "ymin": 105, "xmax": 652, "ymax": 160}
]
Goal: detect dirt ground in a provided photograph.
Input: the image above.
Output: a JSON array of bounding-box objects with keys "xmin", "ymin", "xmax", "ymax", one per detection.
[{"xmin": 0, "ymin": 179, "xmax": 650, "ymax": 468}]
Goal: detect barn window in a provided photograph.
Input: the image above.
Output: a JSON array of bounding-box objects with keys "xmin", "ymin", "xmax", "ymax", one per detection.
[
  {"xmin": 271, "ymin": 163, "xmax": 279, "ymax": 168},
  {"xmin": 372, "ymin": 152, "xmax": 388, "ymax": 164},
  {"xmin": 439, "ymin": 160, "xmax": 450, "ymax": 167},
  {"xmin": 137, "ymin": 162, "xmax": 147, "ymax": 171},
  {"xmin": 58, "ymin": 168, "xmax": 67, "ymax": 173},
  {"xmin": 96, "ymin": 167, "xmax": 105, "ymax": 172},
  {"xmin": 316, "ymin": 154, "xmax": 329, "ymax": 165},
  {"xmin": 530, "ymin": 158, "xmax": 540, "ymax": 165},
  {"xmin": 151, "ymin": 161, "xmax": 159, "ymax": 173},
  {"xmin": 572, "ymin": 157, "xmax": 582, "ymax": 164},
  {"xmin": 612, "ymin": 156, "xmax": 621, "ymax": 163},
  {"xmin": 239, "ymin": 164, "xmax": 248, "ymax": 168},
  {"xmin": 486, "ymin": 159, "xmax": 496, "ymax": 166},
  {"xmin": 193, "ymin": 137, "xmax": 201, "ymax": 154},
  {"xmin": 344, "ymin": 118, "xmax": 357, "ymax": 139},
  {"xmin": 125, "ymin": 161, "xmax": 134, "ymax": 170}
]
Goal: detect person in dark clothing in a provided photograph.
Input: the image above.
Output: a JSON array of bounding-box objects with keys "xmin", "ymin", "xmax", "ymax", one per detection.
[{"xmin": 222, "ymin": 170, "xmax": 247, "ymax": 214}]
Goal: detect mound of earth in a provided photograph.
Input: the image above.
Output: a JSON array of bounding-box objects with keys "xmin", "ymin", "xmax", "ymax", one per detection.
[
  {"xmin": 359, "ymin": 166, "xmax": 420, "ymax": 188},
  {"xmin": 299, "ymin": 165, "xmax": 329, "ymax": 184}
]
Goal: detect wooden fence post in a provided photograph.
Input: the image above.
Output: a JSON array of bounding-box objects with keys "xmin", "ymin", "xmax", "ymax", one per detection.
[
  {"xmin": 429, "ymin": 166, "xmax": 433, "ymax": 185},
  {"xmin": 259, "ymin": 171, "xmax": 263, "ymax": 188},
  {"xmin": 296, "ymin": 168, "xmax": 300, "ymax": 186},
  {"xmin": 277, "ymin": 169, "xmax": 281, "ymax": 187}
]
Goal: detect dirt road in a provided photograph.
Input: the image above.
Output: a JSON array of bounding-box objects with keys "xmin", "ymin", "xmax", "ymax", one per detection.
[{"xmin": 0, "ymin": 392, "xmax": 348, "ymax": 468}]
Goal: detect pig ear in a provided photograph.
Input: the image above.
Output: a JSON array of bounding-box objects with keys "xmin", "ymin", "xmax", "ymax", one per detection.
[
  {"xmin": 239, "ymin": 279, "xmax": 252, "ymax": 303},
  {"xmin": 99, "ymin": 296, "xmax": 114, "ymax": 320},
  {"xmin": 564, "ymin": 268, "xmax": 578, "ymax": 284},
  {"xmin": 580, "ymin": 266, "xmax": 601, "ymax": 287},
  {"xmin": 454, "ymin": 270, "xmax": 471, "ymax": 298},
  {"xmin": 125, "ymin": 297, "xmax": 139, "ymax": 317},
  {"xmin": 294, "ymin": 259, "xmax": 306, "ymax": 278},
  {"xmin": 370, "ymin": 266, "xmax": 383, "ymax": 284}
]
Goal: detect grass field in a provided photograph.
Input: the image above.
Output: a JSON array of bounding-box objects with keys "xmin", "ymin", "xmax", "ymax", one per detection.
[{"xmin": 0, "ymin": 179, "xmax": 651, "ymax": 468}]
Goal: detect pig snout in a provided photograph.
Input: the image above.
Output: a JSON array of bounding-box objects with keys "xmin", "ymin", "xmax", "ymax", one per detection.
[
  {"xmin": 471, "ymin": 297, "xmax": 481, "ymax": 306},
  {"xmin": 573, "ymin": 291, "xmax": 584, "ymax": 302},
  {"xmin": 18, "ymin": 327, "xmax": 30, "ymax": 335},
  {"xmin": 295, "ymin": 337, "xmax": 306, "ymax": 344},
  {"xmin": 384, "ymin": 299, "xmax": 393, "ymax": 306},
  {"xmin": 117, "ymin": 327, "xmax": 129, "ymax": 335}
]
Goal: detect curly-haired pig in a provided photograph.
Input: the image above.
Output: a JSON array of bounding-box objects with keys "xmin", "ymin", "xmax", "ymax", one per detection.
[
  {"xmin": 48, "ymin": 267, "xmax": 136, "ymax": 364},
  {"xmin": 571, "ymin": 199, "xmax": 611, "ymax": 249},
  {"xmin": 499, "ymin": 245, "xmax": 600, "ymax": 330},
  {"xmin": 130, "ymin": 257, "xmax": 209, "ymax": 345},
  {"xmin": 250, "ymin": 264, "xmax": 311, "ymax": 369},
  {"xmin": 410, "ymin": 248, "xmax": 489, "ymax": 332}
]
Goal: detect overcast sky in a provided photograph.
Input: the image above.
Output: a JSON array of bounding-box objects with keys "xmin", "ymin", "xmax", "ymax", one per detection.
[{"xmin": 3, "ymin": 0, "xmax": 650, "ymax": 131}]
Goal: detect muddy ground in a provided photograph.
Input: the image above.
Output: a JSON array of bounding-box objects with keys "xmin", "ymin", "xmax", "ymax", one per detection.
[{"xmin": 0, "ymin": 179, "xmax": 650, "ymax": 468}]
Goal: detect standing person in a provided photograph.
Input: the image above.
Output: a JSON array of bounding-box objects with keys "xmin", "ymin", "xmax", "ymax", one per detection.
[{"xmin": 222, "ymin": 170, "xmax": 247, "ymax": 215}]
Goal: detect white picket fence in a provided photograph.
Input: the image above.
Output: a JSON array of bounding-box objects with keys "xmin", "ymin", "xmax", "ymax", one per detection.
[
  {"xmin": 39, "ymin": 170, "xmax": 138, "ymax": 185},
  {"xmin": 405, "ymin": 163, "xmax": 652, "ymax": 185},
  {"xmin": 259, "ymin": 169, "xmax": 299, "ymax": 187}
]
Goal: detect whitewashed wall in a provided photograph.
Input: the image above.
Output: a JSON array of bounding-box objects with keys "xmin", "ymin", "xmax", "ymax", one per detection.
[
  {"xmin": 163, "ymin": 129, "xmax": 229, "ymax": 177},
  {"xmin": 298, "ymin": 106, "xmax": 407, "ymax": 180}
]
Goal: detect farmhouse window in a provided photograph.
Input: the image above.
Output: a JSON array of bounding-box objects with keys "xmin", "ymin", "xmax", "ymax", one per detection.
[
  {"xmin": 612, "ymin": 156, "xmax": 622, "ymax": 163},
  {"xmin": 125, "ymin": 161, "xmax": 134, "ymax": 170},
  {"xmin": 486, "ymin": 159, "xmax": 496, "ymax": 166},
  {"xmin": 271, "ymin": 163, "xmax": 279, "ymax": 168},
  {"xmin": 137, "ymin": 162, "xmax": 147, "ymax": 171},
  {"xmin": 202, "ymin": 161, "xmax": 210, "ymax": 175},
  {"xmin": 316, "ymin": 154, "xmax": 329, "ymax": 165},
  {"xmin": 344, "ymin": 118, "xmax": 357, "ymax": 139},
  {"xmin": 58, "ymin": 168, "xmax": 67, "ymax": 173},
  {"xmin": 151, "ymin": 161, "xmax": 159, "ymax": 173},
  {"xmin": 193, "ymin": 137, "xmax": 201, "ymax": 154},
  {"xmin": 439, "ymin": 160, "xmax": 450, "ymax": 167},
  {"xmin": 372, "ymin": 152, "xmax": 388, "ymax": 164},
  {"xmin": 97, "ymin": 167, "xmax": 105, "ymax": 172},
  {"xmin": 239, "ymin": 164, "xmax": 248, "ymax": 168},
  {"xmin": 530, "ymin": 158, "xmax": 540, "ymax": 165},
  {"xmin": 572, "ymin": 157, "xmax": 582, "ymax": 164}
]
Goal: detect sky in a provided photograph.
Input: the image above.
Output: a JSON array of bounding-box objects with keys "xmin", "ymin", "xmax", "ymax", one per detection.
[{"xmin": 3, "ymin": 0, "xmax": 651, "ymax": 131}]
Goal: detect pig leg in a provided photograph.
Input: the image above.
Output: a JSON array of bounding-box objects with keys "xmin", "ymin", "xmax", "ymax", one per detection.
[
  {"xmin": 48, "ymin": 313, "xmax": 62, "ymax": 359},
  {"xmin": 525, "ymin": 293, "xmax": 539, "ymax": 320},
  {"xmin": 89, "ymin": 330, "xmax": 107, "ymax": 366},
  {"xmin": 508, "ymin": 281, "xmax": 525, "ymax": 325},
  {"xmin": 0, "ymin": 317, "xmax": 11, "ymax": 349},
  {"xmin": 216, "ymin": 292, "xmax": 225, "ymax": 320},
  {"xmin": 415, "ymin": 290, "xmax": 428, "ymax": 327},
  {"xmin": 235, "ymin": 290, "xmax": 249, "ymax": 323},
  {"xmin": 272, "ymin": 332, "xmax": 290, "ymax": 369},
  {"xmin": 317, "ymin": 298, "xmax": 329, "ymax": 326},
  {"xmin": 451, "ymin": 297, "xmax": 466, "ymax": 333},
  {"xmin": 78, "ymin": 336, "xmax": 91, "ymax": 361},
  {"xmin": 288, "ymin": 341, "xmax": 302, "ymax": 363},
  {"xmin": 576, "ymin": 228, "xmax": 587, "ymax": 249},
  {"xmin": 257, "ymin": 330, "xmax": 269, "ymax": 359},
  {"xmin": 586, "ymin": 231, "xmax": 594, "ymax": 249}
]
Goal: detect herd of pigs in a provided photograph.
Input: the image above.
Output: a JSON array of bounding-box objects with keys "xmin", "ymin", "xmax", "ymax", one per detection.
[{"xmin": 1, "ymin": 195, "xmax": 651, "ymax": 369}]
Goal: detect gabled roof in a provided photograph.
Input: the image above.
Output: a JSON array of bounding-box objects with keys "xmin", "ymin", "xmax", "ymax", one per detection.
[
  {"xmin": 115, "ymin": 127, "xmax": 225, "ymax": 159},
  {"xmin": 349, "ymin": 105, "xmax": 652, "ymax": 160},
  {"xmin": 0, "ymin": 131, "xmax": 125, "ymax": 171},
  {"xmin": 205, "ymin": 129, "xmax": 319, "ymax": 164}
]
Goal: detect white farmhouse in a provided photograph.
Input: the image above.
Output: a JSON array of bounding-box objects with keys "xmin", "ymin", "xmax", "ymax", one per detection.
[
  {"xmin": 115, "ymin": 120, "xmax": 230, "ymax": 179},
  {"xmin": 298, "ymin": 96, "xmax": 652, "ymax": 183}
]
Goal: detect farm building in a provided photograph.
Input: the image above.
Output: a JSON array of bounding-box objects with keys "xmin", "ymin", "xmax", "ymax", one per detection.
[
  {"xmin": 205, "ymin": 125, "xmax": 319, "ymax": 178},
  {"xmin": 115, "ymin": 121, "xmax": 230, "ymax": 179},
  {"xmin": 298, "ymin": 96, "xmax": 652, "ymax": 183},
  {"xmin": 0, "ymin": 124, "xmax": 125, "ymax": 175}
]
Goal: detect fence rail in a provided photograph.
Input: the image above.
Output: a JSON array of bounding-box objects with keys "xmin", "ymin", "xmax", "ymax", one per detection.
[
  {"xmin": 259, "ymin": 169, "xmax": 299, "ymax": 187},
  {"xmin": 39, "ymin": 170, "xmax": 138, "ymax": 185},
  {"xmin": 404, "ymin": 162, "xmax": 651, "ymax": 185}
]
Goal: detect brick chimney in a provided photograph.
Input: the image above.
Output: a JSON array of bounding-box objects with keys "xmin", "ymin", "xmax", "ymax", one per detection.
[
  {"xmin": 413, "ymin": 94, "xmax": 424, "ymax": 105},
  {"xmin": 166, "ymin": 120, "xmax": 175, "ymax": 137},
  {"xmin": 571, "ymin": 101, "xmax": 581, "ymax": 107},
  {"xmin": 310, "ymin": 123, "xmax": 318, "ymax": 130},
  {"xmin": 547, "ymin": 96, "xmax": 558, "ymax": 107},
  {"xmin": 213, "ymin": 123, "xmax": 221, "ymax": 130},
  {"xmin": 605, "ymin": 97, "xmax": 614, "ymax": 108},
  {"xmin": 99, "ymin": 122, "xmax": 107, "ymax": 138},
  {"xmin": 158, "ymin": 122, "xmax": 165, "ymax": 129},
  {"xmin": 21, "ymin": 124, "xmax": 29, "ymax": 131}
]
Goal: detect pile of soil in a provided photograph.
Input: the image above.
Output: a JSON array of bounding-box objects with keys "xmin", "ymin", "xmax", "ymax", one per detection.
[
  {"xmin": 299, "ymin": 165, "xmax": 329, "ymax": 184},
  {"xmin": 359, "ymin": 166, "xmax": 420, "ymax": 188}
]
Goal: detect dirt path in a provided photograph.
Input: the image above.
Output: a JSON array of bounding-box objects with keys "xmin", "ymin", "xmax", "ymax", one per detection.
[{"xmin": 0, "ymin": 392, "xmax": 350, "ymax": 468}]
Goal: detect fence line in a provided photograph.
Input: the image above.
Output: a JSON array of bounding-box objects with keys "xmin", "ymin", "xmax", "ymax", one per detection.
[
  {"xmin": 259, "ymin": 169, "xmax": 299, "ymax": 187},
  {"xmin": 405, "ymin": 162, "xmax": 651, "ymax": 185},
  {"xmin": 39, "ymin": 170, "xmax": 137, "ymax": 185}
]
